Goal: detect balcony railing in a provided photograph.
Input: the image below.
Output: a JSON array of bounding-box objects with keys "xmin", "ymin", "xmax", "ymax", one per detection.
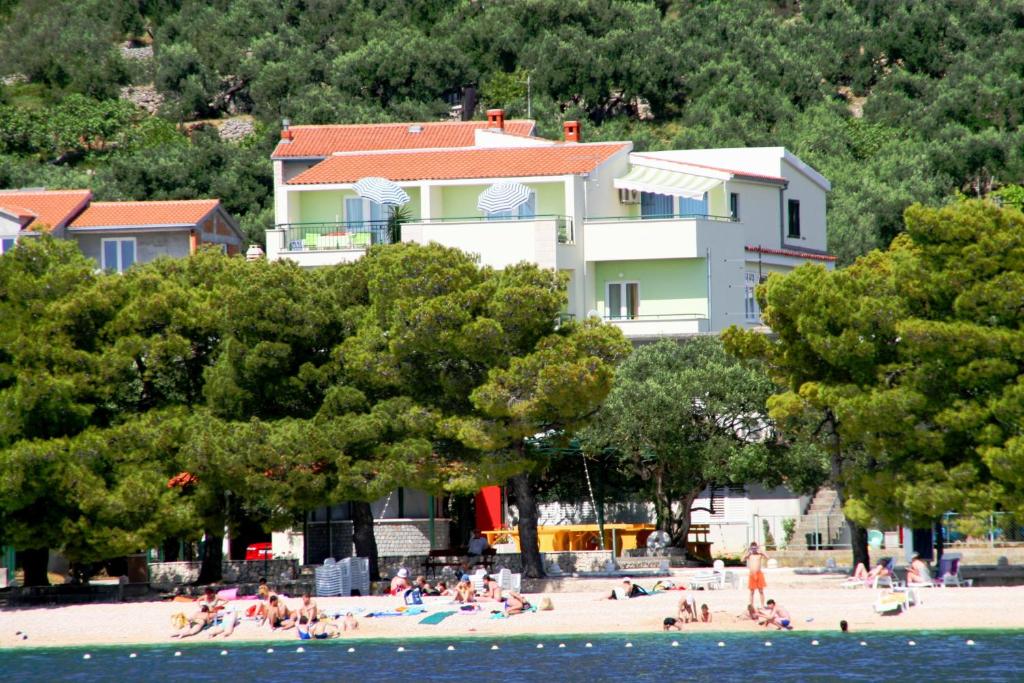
[
  {"xmin": 277, "ymin": 221, "xmax": 392, "ymax": 251},
  {"xmin": 602, "ymin": 313, "xmax": 708, "ymax": 322},
  {"xmin": 408, "ymin": 214, "xmax": 575, "ymax": 244},
  {"xmin": 586, "ymin": 213, "xmax": 737, "ymax": 223}
]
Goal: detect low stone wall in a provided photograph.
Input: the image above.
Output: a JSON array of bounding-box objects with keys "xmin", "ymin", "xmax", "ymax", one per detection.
[
  {"xmin": 148, "ymin": 559, "xmax": 299, "ymax": 591},
  {"xmin": 378, "ymin": 550, "xmax": 613, "ymax": 581}
]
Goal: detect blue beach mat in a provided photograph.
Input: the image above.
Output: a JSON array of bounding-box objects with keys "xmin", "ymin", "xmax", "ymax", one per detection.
[{"xmin": 419, "ymin": 610, "xmax": 457, "ymax": 625}]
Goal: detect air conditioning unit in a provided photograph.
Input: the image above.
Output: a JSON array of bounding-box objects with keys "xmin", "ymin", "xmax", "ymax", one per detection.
[{"xmin": 618, "ymin": 188, "xmax": 640, "ymax": 204}]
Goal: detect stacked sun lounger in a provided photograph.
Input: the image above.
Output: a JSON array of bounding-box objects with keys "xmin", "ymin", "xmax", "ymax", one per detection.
[
  {"xmin": 315, "ymin": 558, "xmax": 347, "ymax": 597},
  {"xmin": 347, "ymin": 557, "xmax": 371, "ymax": 596}
]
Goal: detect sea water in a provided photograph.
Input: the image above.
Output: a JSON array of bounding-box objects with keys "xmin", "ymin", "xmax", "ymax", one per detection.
[{"xmin": 0, "ymin": 631, "xmax": 1020, "ymax": 682}]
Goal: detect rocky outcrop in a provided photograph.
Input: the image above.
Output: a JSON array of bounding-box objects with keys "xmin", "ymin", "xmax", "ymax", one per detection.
[
  {"xmin": 217, "ymin": 117, "xmax": 255, "ymax": 142},
  {"xmin": 120, "ymin": 85, "xmax": 164, "ymax": 114}
]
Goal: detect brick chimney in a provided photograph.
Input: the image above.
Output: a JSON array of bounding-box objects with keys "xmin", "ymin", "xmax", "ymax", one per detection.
[
  {"xmin": 280, "ymin": 118, "xmax": 293, "ymax": 142},
  {"xmin": 486, "ymin": 108, "xmax": 505, "ymax": 130},
  {"xmin": 563, "ymin": 120, "xmax": 581, "ymax": 143}
]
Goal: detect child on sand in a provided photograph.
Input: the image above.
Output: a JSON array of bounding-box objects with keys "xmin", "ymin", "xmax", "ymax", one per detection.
[
  {"xmin": 700, "ymin": 603, "xmax": 712, "ymax": 623},
  {"xmin": 761, "ymin": 599, "xmax": 792, "ymax": 630},
  {"xmin": 742, "ymin": 542, "xmax": 769, "ymax": 609}
]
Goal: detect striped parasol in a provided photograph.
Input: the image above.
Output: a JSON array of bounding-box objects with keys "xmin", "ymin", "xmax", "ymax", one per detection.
[
  {"xmin": 477, "ymin": 181, "xmax": 533, "ymax": 214},
  {"xmin": 353, "ymin": 177, "xmax": 411, "ymax": 206}
]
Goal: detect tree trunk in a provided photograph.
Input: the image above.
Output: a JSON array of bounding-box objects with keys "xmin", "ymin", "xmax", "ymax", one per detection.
[
  {"xmin": 20, "ymin": 547, "xmax": 50, "ymax": 587},
  {"xmin": 670, "ymin": 489, "xmax": 701, "ymax": 560},
  {"xmin": 510, "ymin": 471, "xmax": 545, "ymax": 578},
  {"xmin": 848, "ymin": 520, "xmax": 870, "ymax": 572},
  {"xmin": 196, "ymin": 528, "xmax": 224, "ymax": 585},
  {"xmin": 652, "ymin": 470, "xmax": 671, "ymax": 536},
  {"xmin": 351, "ymin": 500, "xmax": 380, "ymax": 582},
  {"xmin": 933, "ymin": 519, "xmax": 944, "ymax": 564}
]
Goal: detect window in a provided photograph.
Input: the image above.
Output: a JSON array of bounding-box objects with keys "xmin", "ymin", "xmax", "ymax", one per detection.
[
  {"xmin": 606, "ymin": 282, "xmax": 639, "ymax": 319},
  {"xmin": 744, "ymin": 272, "xmax": 761, "ymax": 321},
  {"xmin": 679, "ymin": 192, "xmax": 708, "ymax": 217},
  {"xmin": 787, "ymin": 199, "xmax": 801, "ymax": 238},
  {"xmin": 730, "ymin": 192, "xmax": 740, "ymax": 220},
  {"xmin": 345, "ymin": 197, "xmax": 386, "ymax": 227},
  {"xmin": 0, "ymin": 237, "xmax": 15, "ymax": 254},
  {"xmin": 101, "ymin": 238, "xmax": 136, "ymax": 273},
  {"xmin": 640, "ymin": 192, "xmax": 674, "ymax": 219}
]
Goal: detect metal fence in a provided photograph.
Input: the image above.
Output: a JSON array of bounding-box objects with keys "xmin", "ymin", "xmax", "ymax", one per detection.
[{"xmin": 943, "ymin": 512, "xmax": 1024, "ymax": 546}]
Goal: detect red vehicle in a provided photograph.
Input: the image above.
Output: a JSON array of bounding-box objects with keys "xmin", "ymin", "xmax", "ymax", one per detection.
[{"xmin": 245, "ymin": 542, "xmax": 273, "ymax": 561}]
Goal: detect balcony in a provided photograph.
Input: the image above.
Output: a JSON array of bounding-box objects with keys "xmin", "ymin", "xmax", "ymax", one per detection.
[
  {"xmin": 401, "ymin": 215, "xmax": 573, "ymax": 270},
  {"xmin": 266, "ymin": 221, "xmax": 392, "ymax": 266},
  {"xmin": 583, "ymin": 214, "xmax": 735, "ymax": 262},
  {"xmin": 603, "ymin": 313, "xmax": 710, "ymax": 339}
]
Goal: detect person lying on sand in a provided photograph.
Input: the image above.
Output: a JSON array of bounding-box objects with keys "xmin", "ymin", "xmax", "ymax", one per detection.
[
  {"xmin": 297, "ymin": 615, "xmax": 340, "ymax": 640},
  {"xmin": 760, "ymin": 599, "xmax": 792, "ymax": 630},
  {"xmin": 342, "ymin": 611, "xmax": 359, "ymax": 631},
  {"xmin": 663, "ymin": 617, "xmax": 682, "ymax": 631},
  {"xmin": 206, "ymin": 608, "xmax": 238, "ymax": 638},
  {"xmin": 171, "ymin": 606, "xmax": 211, "ymax": 639},
  {"xmin": 505, "ymin": 592, "xmax": 531, "ymax": 616},
  {"xmin": 607, "ymin": 578, "xmax": 648, "ymax": 600}
]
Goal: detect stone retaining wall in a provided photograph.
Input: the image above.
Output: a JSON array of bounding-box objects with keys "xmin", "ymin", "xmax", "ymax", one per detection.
[
  {"xmin": 148, "ymin": 559, "xmax": 298, "ymax": 591},
  {"xmin": 378, "ymin": 550, "xmax": 613, "ymax": 581}
]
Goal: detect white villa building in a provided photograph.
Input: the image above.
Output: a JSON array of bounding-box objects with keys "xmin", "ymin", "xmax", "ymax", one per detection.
[
  {"xmin": 266, "ymin": 111, "xmax": 835, "ymax": 559},
  {"xmin": 267, "ymin": 110, "xmax": 833, "ymax": 339}
]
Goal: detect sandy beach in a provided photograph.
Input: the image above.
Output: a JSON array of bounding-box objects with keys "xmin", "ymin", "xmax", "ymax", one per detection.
[{"xmin": 1, "ymin": 570, "xmax": 1020, "ymax": 649}]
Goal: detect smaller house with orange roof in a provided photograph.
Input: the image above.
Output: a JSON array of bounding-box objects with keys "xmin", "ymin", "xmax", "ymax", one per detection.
[{"xmin": 0, "ymin": 189, "xmax": 244, "ymax": 271}]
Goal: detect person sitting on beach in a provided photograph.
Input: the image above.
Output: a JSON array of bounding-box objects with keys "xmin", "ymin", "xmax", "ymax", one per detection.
[
  {"xmin": 505, "ymin": 591, "xmax": 531, "ymax": 616},
  {"xmin": 679, "ymin": 593, "xmax": 698, "ymax": 622},
  {"xmin": 742, "ymin": 604, "xmax": 759, "ymax": 622},
  {"xmin": 608, "ymin": 577, "xmax": 648, "ymax": 600},
  {"xmin": 455, "ymin": 576, "xmax": 476, "ymax": 603},
  {"xmin": 414, "ymin": 575, "xmax": 437, "ymax": 596},
  {"xmin": 480, "ymin": 576, "xmax": 503, "ymax": 602},
  {"xmin": 342, "ymin": 611, "xmax": 359, "ymax": 631},
  {"xmin": 761, "ymin": 599, "xmax": 792, "ymax": 630},
  {"xmin": 265, "ymin": 595, "xmax": 296, "ymax": 630},
  {"xmin": 206, "ymin": 607, "xmax": 238, "ymax": 639},
  {"xmin": 742, "ymin": 542, "xmax": 769, "ymax": 609},
  {"xmin": 436, "ymin": 580, "xmax": 453, "ymax": 597},
  {"xmin": 298, "ymin": 592, "xmax": 319, "ymax": 622},
  {"xmin": 701, "ymin": 603, "xmax": 712, "ymax": 623},
  {"xmin": 297, "ymin": 615, "xmax": 340, "ymax": 640},
  {"xmin": 171, "ymin": 605, "xmax": 212, "ymax": 639},
  {"xmin": 390, "ymin": 568, "xmax": 412, "ymax": 595},
  {"xmin": 906, "ymin": 553, "xmax": 931, "ymax": 584},
  {"xmin": 663, "ymin": 617, "xmax": 682, "ymax": 631},
  {"xmin": 197, "ymin": 586, "xmax": 227, "ymax": 613}
]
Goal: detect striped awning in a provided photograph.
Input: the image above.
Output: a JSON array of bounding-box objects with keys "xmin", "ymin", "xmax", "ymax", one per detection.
[
  {"xmin": 353, "ymin": 176, "xmax": 410, "ymax": 206},
  {"xmin": 613, "ymin": 165, "xmax": 722, "ymax": 200}
]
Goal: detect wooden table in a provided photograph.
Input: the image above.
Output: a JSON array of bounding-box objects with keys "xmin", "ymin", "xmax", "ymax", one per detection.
[{"xmin": 485, "ymin": 524, "xmax": 655, "ymax": 554}]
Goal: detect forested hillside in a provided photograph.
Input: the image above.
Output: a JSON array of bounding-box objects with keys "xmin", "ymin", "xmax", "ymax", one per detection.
[{"xmin": 3, "ymin": 0, "xmax": 1024, "ymax": 261}]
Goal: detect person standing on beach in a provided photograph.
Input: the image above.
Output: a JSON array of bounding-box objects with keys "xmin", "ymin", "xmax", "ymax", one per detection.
[{"xmin": 742, "ymin": 542, "xmax": 769, "ymax": 609}]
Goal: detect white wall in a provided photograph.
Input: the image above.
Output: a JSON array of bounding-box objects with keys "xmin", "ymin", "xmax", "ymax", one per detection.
[
  {"xmin": 402, "ymin": 218, "xmax": 559, "ymax": 270},
  {"xmin": 0, "ymin": 213, "xmax": 20, "ymax": 237},
  {"xmin": 781, "ymin": 159, "xmax": 828, "ymax": 252},
  {"xmin": 729, "ymin": 181, "xmax": 783, "ymax": 250},
  {"xmin": 696, "ymin": 219, "xmax": 746, "ymax": 332}
]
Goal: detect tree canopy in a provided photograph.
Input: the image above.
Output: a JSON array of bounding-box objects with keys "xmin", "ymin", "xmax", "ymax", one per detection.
[{"xmin": 4, "ymin": 1, "xmax": 1024, "ymax": 259}]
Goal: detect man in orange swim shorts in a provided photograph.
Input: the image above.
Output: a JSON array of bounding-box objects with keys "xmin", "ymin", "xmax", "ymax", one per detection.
[{"xmin": 743, "ymin": 542, "xmax": 769, "ymax": 609}]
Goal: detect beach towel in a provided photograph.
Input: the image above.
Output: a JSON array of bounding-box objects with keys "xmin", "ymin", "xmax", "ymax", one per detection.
[
  {"xmin": 419, "ymin": 610, "xmax": 457, "ymax": 625},
  {"xmin": 217, "ymin": 588, "xmax": 238, "ymax": 600}
]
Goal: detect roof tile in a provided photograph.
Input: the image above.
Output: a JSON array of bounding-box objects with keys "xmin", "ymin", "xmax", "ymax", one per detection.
[
  {"xmin": 287, "ymin": 143, "xmax": 629, "ymax": 185},
  {"xmin": 69, "ymin": 200, "xmax": 221, "ymax": 228},
  {"xmin": 273, "ymin": 120, "xmax": 537, "ymax": 158},
  {"xmin": 0, "ymin": 190, "xmax": 92, "ymax": 232}
]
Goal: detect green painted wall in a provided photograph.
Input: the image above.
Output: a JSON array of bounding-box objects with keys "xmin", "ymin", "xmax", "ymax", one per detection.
[
  {"xmin": 298, "ymin": 190, "xmax": 348, "ymax": 223},
  {"xmin": 439, "ymin": 182, "xmax": 565, "ymax": 219},
  {"xmin": 594, "ymin": 258, "xmax": 708, "ymax": 317},
  {"xmin": 296, "ymin": 187, "xmax": 421, "ymax": 222}
]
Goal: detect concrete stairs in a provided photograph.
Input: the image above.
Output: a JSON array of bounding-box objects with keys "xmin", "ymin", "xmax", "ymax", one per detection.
[{"xmin": 789, "ymin": 488, "xmax": 847, "ymax": 549}]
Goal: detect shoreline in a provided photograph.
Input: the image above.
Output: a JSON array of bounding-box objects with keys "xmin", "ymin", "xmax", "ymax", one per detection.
[{"xmin": 2, "ymin": 575, "xmax": 1019, "ymax": 650}]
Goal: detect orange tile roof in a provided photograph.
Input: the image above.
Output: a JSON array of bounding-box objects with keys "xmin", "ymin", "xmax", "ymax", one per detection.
[
  {"xmin": 272, "ymin": 120, "xmax": 537, "ymax": 158},
  {"xmin": 0, "ymin": 190, "xmax": 92, "ymax": 232},
  {"xmin": 69, "ymin": 199, "xmax": 221, "ymax": 228},
  {"xmin": 287, "ymin": 143, "xmax": 629, "ymax": 185},
  {"xmin": 746, "ymin": 245, "xmax": 836, "ymax": 262}
]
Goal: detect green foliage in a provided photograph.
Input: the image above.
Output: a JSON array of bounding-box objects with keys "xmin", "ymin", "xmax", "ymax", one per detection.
[
  {"xmin": 581, "ymin": 337, "xmax": 825, "ymax": 547},
  {"xmin": 725, "ymin": 200, "xmax": 1024, "ymax": 527}
]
